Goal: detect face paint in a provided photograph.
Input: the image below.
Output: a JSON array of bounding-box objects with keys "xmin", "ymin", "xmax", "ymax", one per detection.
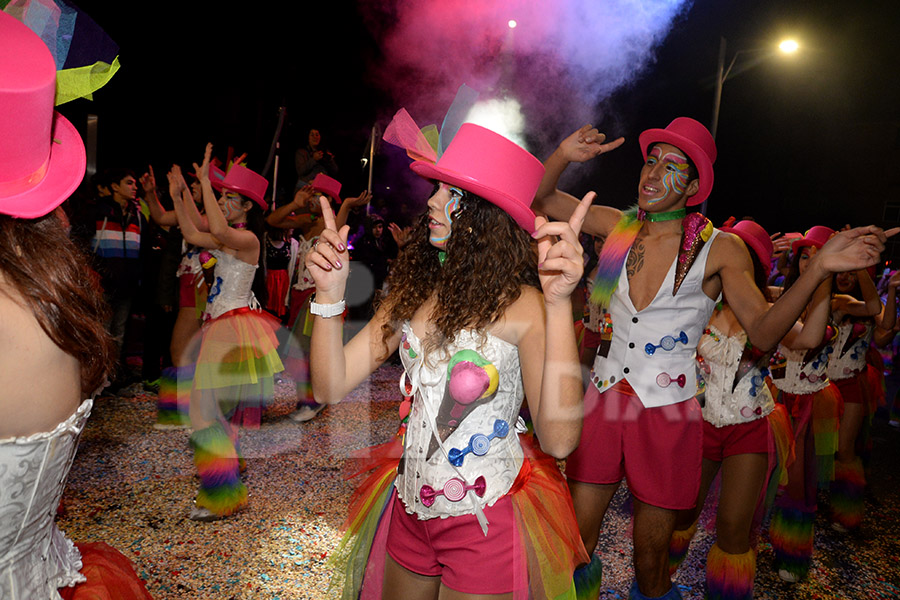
[
  {"xmin": 221, "ymin": 192, "xmax": 244, "ymax": 220},
  {"xmin": 644, "ymin": 147, "xmax": 691, "ymax": 206},
  {"xmin": 429, "ymin": 185, "xmax": 464, "ymax": 247}
]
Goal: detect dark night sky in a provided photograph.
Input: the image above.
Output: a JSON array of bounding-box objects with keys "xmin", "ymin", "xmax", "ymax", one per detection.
[{"xmin": 60, "ymin": 0, "xmax": 900, "ymax": 247}]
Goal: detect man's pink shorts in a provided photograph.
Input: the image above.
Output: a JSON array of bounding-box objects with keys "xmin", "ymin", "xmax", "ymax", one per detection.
[
  {"xmin": 386, "ymin": 493, "xmax": 523, "ymax": 595},
  {"xmin": 702, "ymin": 417, "xmax": 769, "ymax": 462},
  {"xmin": 565, "ymin": 380, "xmax": 702, "ymax": 510}
]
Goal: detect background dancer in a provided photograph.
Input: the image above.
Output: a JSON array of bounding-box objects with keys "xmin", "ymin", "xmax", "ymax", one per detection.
[{"xmin": 169, "ymin": 147, "xmax": 284, "ymax": 521}]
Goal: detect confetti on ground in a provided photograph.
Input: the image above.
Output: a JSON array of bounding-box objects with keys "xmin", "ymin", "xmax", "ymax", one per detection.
[{"xmin": 59, "ymin": 364, "xmax": 900, "ymax": 599}]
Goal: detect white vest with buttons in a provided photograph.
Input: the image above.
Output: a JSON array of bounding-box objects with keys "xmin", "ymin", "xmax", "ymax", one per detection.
[{"xmin": 590, "ymin": 229, "xmax": 720, "ymax": 408}]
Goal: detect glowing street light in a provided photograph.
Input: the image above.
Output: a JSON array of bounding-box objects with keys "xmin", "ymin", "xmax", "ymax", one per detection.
[
  {"xmin": 779, "ymin": 39, "xmax": 799, "ymax": 54},
  {"xmin": 508, "ymin": 19, "xmax": 517, "ymax": 29}
]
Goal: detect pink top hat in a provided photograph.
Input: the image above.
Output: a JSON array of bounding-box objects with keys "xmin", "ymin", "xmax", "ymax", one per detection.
[
  {"xmin": 791, "ymin": 225, "xmax": 834, "ymax": 254},
  {"xmin": 310, "ymin": 173, "xmax": 342, "ymax": 204},
  {"xmin": 221, "ymin": 164, "xmax": 268, "ymax": 211},
  {"xmin": 0, "ymin": 12, "xmax": 86, "ymax": 219},
  {"xmin": 410, "ymin": 123, "xmax": 544, "ymax": 233},
  {"xmin": 720, "ymin": 220, "xmax": 774, "ymax": 267},
  {"xmin": 638, "ymin": 117, "xmax": 717, "ymax": 207}
]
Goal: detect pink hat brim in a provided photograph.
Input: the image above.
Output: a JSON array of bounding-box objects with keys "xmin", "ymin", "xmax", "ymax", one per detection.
[
  {"xmin": 0, "ymin": 111, "xmax": 86, "ymax": 218},
  {"xmin": 411, "ymin": 161, "xmax": 538, "ymax": 233}
]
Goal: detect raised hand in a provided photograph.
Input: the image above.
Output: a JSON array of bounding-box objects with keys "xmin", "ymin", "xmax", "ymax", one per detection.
[
  {"xmin": 343, "ymin": 190, "xmax": 373, "ymax": 208},
  {"xmin": 815, "ymin": 225, "xmax": 900, "ymax": 274},
  {"xmin": 293, "ymin": 186, "xmax": 315, "ymax": 209},
  {"xmin": 388, "ymin": 222, "xmax": 412, "ymax": 248},
  {"xmin": 532, "ymin": 191, "xmax": 594, "ymax": 305},
  {"xmin": 167, "ymin": 166, "xmax": 185, "ymax": 200},
  {"xmin": 558, "ymin": 124, "xmax": 625, "ymax": 164},
  {"xmin": 305, "ymin": 196, "xmax": 350, "ymax": 301},
  {"xmin": 140, "ymin": 165, "xmax": 157, "ymax": 195},
  {"xmin": 193, "ymin": 143, "xmax": 213, "ymax": 182}
]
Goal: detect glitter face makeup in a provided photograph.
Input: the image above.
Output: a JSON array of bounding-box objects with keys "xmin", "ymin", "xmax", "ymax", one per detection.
[{"xmin": 641, "ymin": 145, "xmax": 691, "ymax": 206}]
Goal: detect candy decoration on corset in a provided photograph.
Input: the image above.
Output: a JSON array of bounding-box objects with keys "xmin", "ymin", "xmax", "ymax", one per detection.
[
  {"xmin": 448, "ymin": 419, "xmax": 510, "ymax": 467},
  {"xmin": 420, "ymin": 475, "xmax": 486, "ymax": 507},
  {"xmin": 427, "ymin": 350, "xmax": 499, "ymax": 459}
]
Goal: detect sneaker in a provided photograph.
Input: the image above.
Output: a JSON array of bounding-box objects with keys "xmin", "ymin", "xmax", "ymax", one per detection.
[
  {"xmin": 831, "ymin": 521, "xmax": 850, "ymax": 534},
  {"xmin": 889, "ymin": 419, "xmax": 900, "ymax": 428},
  {"xmin": 778, "ymin": 569, "xmax": 800, "ymax": 583},
  {"xmin": 143, "ymin": 379, "xmax": 161, "ymax": 394},
  {"xmin": 188, "ymin": 505, "xmax": 224, "ymax": 522},
  {"xmin": 289, "ymin": 404, "xmax": 325, "ymax": 423}
]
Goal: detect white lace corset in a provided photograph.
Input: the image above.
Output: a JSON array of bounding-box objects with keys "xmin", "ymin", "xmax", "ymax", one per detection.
[
  {"xmin": 697, "ymin": 327, "xmax": 773, "ymax": 427},
  {"xmin": 826, "ymin": 321, "xmax": 873, "ymax": 381},
  {"xmin": 771, "ymin": 343, "xmax": 831, "ymax": 395},
  {"xmin": 175, "ymin": 247, "xmax": 202, "ymax": 278},
  {"xmin": 292, "ymin": 235, "xmax": 317, "ymax": 292},
  {"xmin": 0, "ymin": 399, "xmax": 92, "ymax": 599},
  {"xmin": 395, "ymin": 323, "xmax": 525, "ymax": 522},
  {"xmin": 204, "ymin": 250, "xmax": 259, "ymax": 320}
]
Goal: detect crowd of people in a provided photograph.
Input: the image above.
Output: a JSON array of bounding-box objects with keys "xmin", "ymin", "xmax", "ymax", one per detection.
[{"xmin": 4, "ymin": 9, "xmax": 900, "ymax": 600}]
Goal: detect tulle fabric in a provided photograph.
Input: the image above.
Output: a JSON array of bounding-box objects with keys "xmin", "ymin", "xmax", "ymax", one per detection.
[
  {"xmin": 58, "ymin": 542, "xmax": 153, "ymax": 600},
  {"xmin": 328, "ymin": 432, "xmax": 587, "ymax": 599},
  {"xmin": 193, "ymin": 307, "xmax": 284, "ymax": 428}
]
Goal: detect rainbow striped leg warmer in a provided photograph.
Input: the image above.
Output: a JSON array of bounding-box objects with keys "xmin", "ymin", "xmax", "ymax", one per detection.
[
  {"xmin": 668, "ymin": 521, "xmax": 697, "ymax": 576},
  {"xmin": 155, "ymin": 365, "xmax": 192, "ymax": 426},
  {"xmin": 706, "ymin": 543, "xmax": 755, "ymax": 600},
  {"xmin": 830, "ymin": 457, "xmax": 865, "ymax": 530},
  {"xmin": 190, "ymin": 421, "xmax": 248, "ymax": 517},
  {"xmin": 574, "ymin": 553, "xmax": 603, "ymax": 600},
  {"xmin": 768, "ymin": 497, "xmax": 814, "ymax": 580},
  {"xmin": 628, "ymin": 580, "xmax": 683, "ymax": 600}
]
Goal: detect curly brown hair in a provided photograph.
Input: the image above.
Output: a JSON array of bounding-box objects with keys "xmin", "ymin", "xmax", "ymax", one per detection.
[
  {"xmin": 376, "ymin": 189, "xmax": 540, "ymax": 361},
  {"xmin": 0, "ymin": 212, "xmax": 115, "ymax": 395}
]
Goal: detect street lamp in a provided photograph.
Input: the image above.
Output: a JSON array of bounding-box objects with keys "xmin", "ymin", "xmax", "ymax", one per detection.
[
  {"xmin": 710, "ymin": 36, "xmax": 800, "ymax": 140},
  {"xmin": 703, "ymin": 36, "xmax": 799, "ymax": 214}
]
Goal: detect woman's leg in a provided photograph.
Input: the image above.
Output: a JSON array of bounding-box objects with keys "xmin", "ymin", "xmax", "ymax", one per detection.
[
  {"xmin": 156, "ymin": 307, "xmax": 201, "ymax": 428},
  {"xmin": 832, "ymin": 401, "xmax": 867, "ymax": 530},
  {"xmin": 669, "ymin": 458, "xmax": 720, "ymax": 575},
  {"xmin": 704, "ymin": 452, "xmax": 767, "ymax": 600},
  {"xmin": 382, "ymin": 555, "xmax": 441, "ymax": 600}
]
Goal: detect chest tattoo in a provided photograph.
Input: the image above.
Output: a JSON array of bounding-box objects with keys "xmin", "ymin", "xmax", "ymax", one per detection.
[{"xmin": 626, "ymin": 239, "xmax": 645, "ymax": 279}]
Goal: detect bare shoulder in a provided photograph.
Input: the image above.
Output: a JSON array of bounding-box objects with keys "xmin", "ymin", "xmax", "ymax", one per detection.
[
  {"xmin": 709, "ymin": 230, "xmax": 753, "ymax": 272},
  {"xmin": 490, "ymin": 286, "xmax": 545, "ymax": 346},
  {"xmin": 588, "ymin": 204, "xmax": 622, "ymax": 238}
]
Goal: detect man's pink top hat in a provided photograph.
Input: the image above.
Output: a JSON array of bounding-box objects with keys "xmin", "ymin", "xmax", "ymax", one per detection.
[
  {"xmin": 221, "ymin": 164, "xmax": 269, "ymax": 211},
  {"xmin": 410, "ymin": 123, "xmax": 544, "ymax": 233},
  {"xmin": 310, "ymin": 173, "xmax": 342, "ymax": 204},
  {"xmin": 0, "ymin": 12, "xmax": 86, "ymax": 218},
  {"xmin": 792, "ymin": 225, "xmax": 834, "ymax": 254},
  {"xmin": 720, "ymin": 220, "xmax": 774, "ymax": 267},
  {"xmin": 639, "ymin": 117, "xmax": 717, "ymax": 207}
]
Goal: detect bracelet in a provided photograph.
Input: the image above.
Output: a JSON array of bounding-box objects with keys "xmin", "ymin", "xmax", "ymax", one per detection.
[{"xmin": 309, "ymin": 298, "xmax": 345, "ymax": 318}]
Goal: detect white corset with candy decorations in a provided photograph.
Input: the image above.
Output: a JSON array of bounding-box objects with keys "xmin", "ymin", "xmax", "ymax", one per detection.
[{"xmin": 395, "ymin": 322, "xmax": 525, "ymax": 525}]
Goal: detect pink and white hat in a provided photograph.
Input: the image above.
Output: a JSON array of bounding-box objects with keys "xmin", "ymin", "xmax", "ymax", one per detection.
[
  {"xmin": 720, "ymin": 220, "xmax": 774, "ymax": 266},
  {"xmin": 220, "ymin": 164, "xmax": 268, "ymax": 211},
  {"xmin": 410, "ymin": 123, "xmax": 544, "ymax": 232},
  {"xmin": 0, "ymin": 12, "xmax": 86, "ymax": 218}
]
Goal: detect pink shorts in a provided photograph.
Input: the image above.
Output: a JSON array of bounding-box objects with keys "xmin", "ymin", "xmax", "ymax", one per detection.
[
  {"xmin": 702, "ymin": 417, "xmax": 769, "ymax": 462},
  {"xmin": 565, "ymin": 380, "xmax": 703, "ymax": 510},
  {"xmin": 386, "ymin": 493, "xmax": 522, "ymax": 595},
  {"xmin": 833, "ymin": 373, "xmax": 864, "ymax": 404},
  {"xmin": 178, "ymin": 272, "xmax": 196, "ymax": 309}
]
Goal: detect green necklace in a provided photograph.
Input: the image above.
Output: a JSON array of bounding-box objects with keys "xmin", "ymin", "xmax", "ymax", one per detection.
[{"xmin": 637, "ymin": 207, "xmax": 687, "ymax": 222}]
